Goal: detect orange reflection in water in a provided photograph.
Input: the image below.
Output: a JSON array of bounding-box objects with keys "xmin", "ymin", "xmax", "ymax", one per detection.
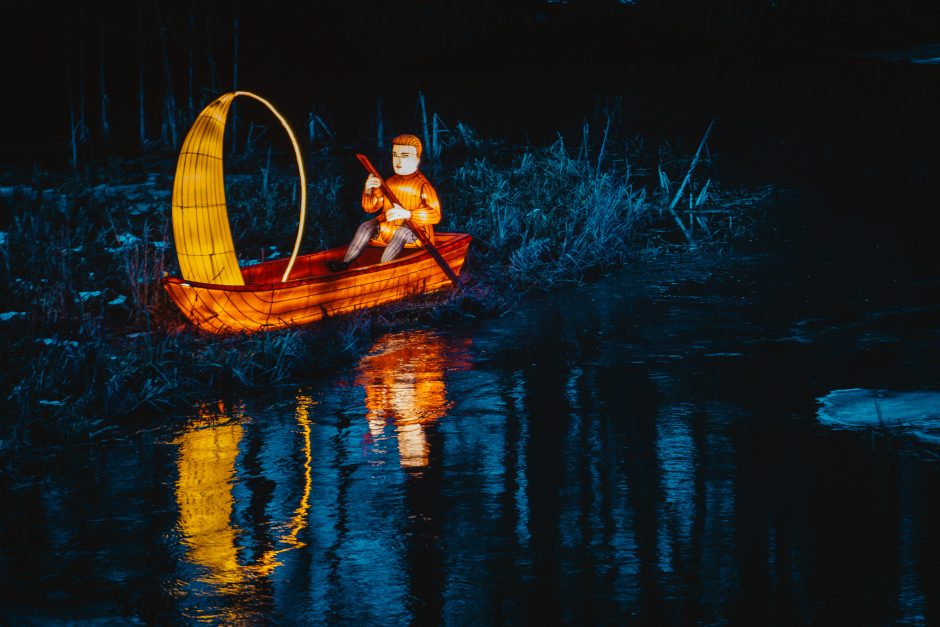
[
  {"xmin": 355, "ymin": 330, "xmax": 472, "ymax": 468},
  {"xmin": 173, "ymin": 397, "xmax": 313, "ymax": 618}
]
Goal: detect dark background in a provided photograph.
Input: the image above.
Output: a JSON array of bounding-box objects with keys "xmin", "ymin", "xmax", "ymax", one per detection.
[{"xmin": 3, "ymin": 0, "xmax": 939, "ymax": 165}]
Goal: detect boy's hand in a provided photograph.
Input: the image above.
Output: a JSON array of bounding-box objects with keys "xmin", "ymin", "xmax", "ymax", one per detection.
[
  {"xmin": 364, "ymin": 174, "xmax": 382, "ymax": 192},
  {"xmin": 386, "ymin": 205, "xmax": 411, "ymax": 221}
]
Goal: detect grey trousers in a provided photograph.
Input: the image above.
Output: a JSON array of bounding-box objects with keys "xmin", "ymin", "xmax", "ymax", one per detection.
[{"xmin": 343, "ymin": 218, "xmax": 418, "ymax": 264}]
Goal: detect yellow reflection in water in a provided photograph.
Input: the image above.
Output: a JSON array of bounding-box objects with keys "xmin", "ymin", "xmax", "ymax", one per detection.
[
  {"xmin": 174, "ymin": 397, "xmax": 313, "ymax": 617},
  {"xmin": 175, "ymin": 411, "xmax": 244, "ymax": 588},
  {"xmin": 356, "ymin": 330, "xmax": 470, "ymax": 468}
]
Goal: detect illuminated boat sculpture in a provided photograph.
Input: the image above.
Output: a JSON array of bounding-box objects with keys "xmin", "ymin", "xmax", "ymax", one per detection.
[{"xmin": 161, "ymin": 92, "xmax": 472, "ymax": 334}]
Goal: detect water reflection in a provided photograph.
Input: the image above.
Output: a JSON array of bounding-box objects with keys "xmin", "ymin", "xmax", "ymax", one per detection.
[
  {"xmin": 173, "ymin": 398, "xmax": 313, "ymax": 622},
  {"xmin": 175, "ymin": 408, "xmax": 244, "ymax": 590},
  {"xmin": 355, "ymin": 330, "xmax": 471, "ymax": 468}
]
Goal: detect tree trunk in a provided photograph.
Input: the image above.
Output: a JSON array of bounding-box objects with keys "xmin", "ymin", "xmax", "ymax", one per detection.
[
  {"xmin": 68, "ymin": 58, "xmax": 78, "ymax": 171},
  {"xmin": 156, "ymin": 0, "xmax": 178, "ymax": 149},
  {"xmin": 230, "ymin": 3, "xmax": 239, "ymax": 156},
  {"xmin": 187, "ymin": 0, "xmax": 195, "ymax": 118},
  {"xmin": 137, "ymin": 0, "xmax": 146, "ymax": 149},
  {"xmin": 376, "ymin": 96, "xmax": 384, "ymax": 149},
  {"xmin": 99, "ymin": 23, "xmax": 110, "ymax": 153},
  {"xmin": 205, "ymin": 13, "xmax": 217, "ymax": 94},
  {"xmin": 79, "ymin": 35, "xmax": 89, "ymax": 154}
]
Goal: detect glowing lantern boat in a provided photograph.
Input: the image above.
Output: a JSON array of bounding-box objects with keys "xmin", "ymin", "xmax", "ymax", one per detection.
[{"xmin": 161, "ymin": 92, "xmax": 471, "ymax": 334}]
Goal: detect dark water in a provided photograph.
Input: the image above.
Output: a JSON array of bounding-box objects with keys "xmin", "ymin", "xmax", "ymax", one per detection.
[
  {"xmin": 3, "ymin": 57, "xmax": 940, "ymax": 624},
  {"xmin": 2, "ymin": 236, "xmax": 938, "ymax": 624}
]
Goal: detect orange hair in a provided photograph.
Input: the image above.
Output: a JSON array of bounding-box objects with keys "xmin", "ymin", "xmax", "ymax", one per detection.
[{"xmin": 391, "ymin": 134, "xmax": 422, "ymax": 158}]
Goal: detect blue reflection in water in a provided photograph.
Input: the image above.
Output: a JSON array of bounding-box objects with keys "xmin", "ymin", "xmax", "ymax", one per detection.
[
  {"xmin": 510, "ymin": 370, "xmax": 531, "ymax": 550},
  {"xmin": 294, "ymin": 330, "xmax": 476, "ymax": 624},
  {"xmin": 655, "ymin": 402, "xmax": 697, "ymax": 575}
]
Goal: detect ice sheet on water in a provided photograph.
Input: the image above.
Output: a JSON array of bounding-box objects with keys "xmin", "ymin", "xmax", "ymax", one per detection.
[
  {"xmin": 858, "ymin": 43, "xmax": 940, "ymax": 64},
  {"xmin": 77, "ymin": 290, "xmax": 102, "ymax": 302},
  {"xmin": 817, "ymin": 388, "xmax": 940, "ymax": 444}
]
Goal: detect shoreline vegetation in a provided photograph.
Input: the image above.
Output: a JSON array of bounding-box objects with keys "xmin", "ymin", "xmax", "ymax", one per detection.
[{"xmin": 0, "ymin": 116, "xmax": 772, "ymax": 465}]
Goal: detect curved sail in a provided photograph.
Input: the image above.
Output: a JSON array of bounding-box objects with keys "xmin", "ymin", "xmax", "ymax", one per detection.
[
  {"xmin": 172, "ymin": 93, "xmax": 242, "ymax": 285},
  {"xmin": 172, "ymin": 91, "xmax": 307, "ymax": 286}
]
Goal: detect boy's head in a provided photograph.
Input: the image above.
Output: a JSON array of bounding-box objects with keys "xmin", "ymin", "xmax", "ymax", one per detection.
[{"xmin": 391, "ymin": 134, "xmax": 422, "ymax": 175}]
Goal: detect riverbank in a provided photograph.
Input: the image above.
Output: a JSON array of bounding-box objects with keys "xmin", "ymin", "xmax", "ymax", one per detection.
[{"xmin": 0, "ymin": 124, "xmax": 771, "ymax": 460}]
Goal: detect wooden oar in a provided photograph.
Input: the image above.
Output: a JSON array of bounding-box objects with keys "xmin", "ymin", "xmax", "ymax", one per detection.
[{"xmin": 355, "ymin": 153, "xmax": 460, "ymax": 285}]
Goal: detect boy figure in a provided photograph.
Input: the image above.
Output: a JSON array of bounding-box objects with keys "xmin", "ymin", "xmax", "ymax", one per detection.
[{"xmin": 327, "ymin": 134, "xmax": 441, "ymax": 272}]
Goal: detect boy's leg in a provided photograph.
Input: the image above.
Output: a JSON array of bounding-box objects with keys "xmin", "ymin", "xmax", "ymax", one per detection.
[
  {"xmin": 343, "ymin": 218, "xmax": 380, "ymax": 263},
  {"xmin": 327, "ymin": 219, "xmax": 379, "ymax": 272},
  {"xmin": 380, "ymin": 225, "xmax": 417, "ymax": 263}
]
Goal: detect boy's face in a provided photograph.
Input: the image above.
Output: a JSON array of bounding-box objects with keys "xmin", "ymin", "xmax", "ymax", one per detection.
[{"xmin": 392, "ymin": 145, "xmax": 420, "ymax": 175}]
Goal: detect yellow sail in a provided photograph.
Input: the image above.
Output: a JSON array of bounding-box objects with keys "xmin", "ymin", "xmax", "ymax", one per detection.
[{"xmin": 171, "ymin": 91, "xmax": 307, "ymax": 286}]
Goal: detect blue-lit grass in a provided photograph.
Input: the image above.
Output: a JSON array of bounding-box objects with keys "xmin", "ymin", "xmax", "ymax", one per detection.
[
  {"xmin": 0, "ymin": 126, "xmax": 770, "ymax": 455},
  {"xmin": 444, "ymin": 135, "xmax": 648, "ymax": 288}
]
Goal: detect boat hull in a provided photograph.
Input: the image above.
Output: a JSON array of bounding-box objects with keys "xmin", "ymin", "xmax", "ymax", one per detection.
[{"xmin": 162, "ymin": 232, "xmax": 472, "ymax": 334}]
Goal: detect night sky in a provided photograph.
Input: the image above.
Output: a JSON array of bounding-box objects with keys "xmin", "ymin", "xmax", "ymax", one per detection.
[{"xmin": 3, "ymin": 0, "xmax": 939, "ymax": 166}]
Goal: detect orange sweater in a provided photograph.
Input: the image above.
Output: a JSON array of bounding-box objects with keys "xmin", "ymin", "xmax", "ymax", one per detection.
[{"xmin": 361, "ymin": 171, "xmax": 441, "ymax": 247}]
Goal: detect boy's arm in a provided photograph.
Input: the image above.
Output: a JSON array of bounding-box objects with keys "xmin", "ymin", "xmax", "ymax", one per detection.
[
  {"xmin": 362, "ymin": 188, "xmax": 390, "ymax": 214},
  {"xmin": 409, "ymin": 182, "xmax": 441, "ymax": 225}
]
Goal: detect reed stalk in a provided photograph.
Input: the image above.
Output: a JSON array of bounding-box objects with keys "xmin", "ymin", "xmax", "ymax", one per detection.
[
  {"xmin": 419, "ymin": 91, "xmax": 431, "ymax": 159},
  {"xmin": 665, "ymin": 118, "xmax": 716, "ymax": 245}
]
